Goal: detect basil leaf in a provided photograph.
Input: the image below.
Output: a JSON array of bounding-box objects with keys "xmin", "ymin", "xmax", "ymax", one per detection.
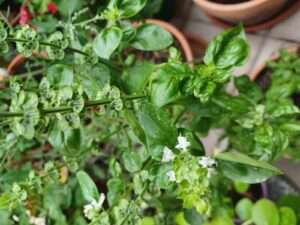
[
  {"xmin": 93, "ymin": 26, "xmax": 123, "ymax": 59},
  {"xmin": 137, "ymin": 103, "xmax": 177, "ymax": 148},
  {"xmin": 235, "ymin": 198, "xmax": 253, "ymax": 221},
  {"xmin": 216, "ymin": 151, "xmax": 282, "ymax": 183},
  {"xmin": 107, "ymin": 178, "xmax": 125, "ymax": 206},
  {"xmin": 234, "ymin": 75, "xmax": 263, "ymax": 102},
  {"xmin": 204, "ymin": 25, "xmax": 249, "ymax": 69},
  {"xmin": 216, "ymin": 151, "xmax": 281, "ymax": 173},
  {"xmin": 47, "ymin": 64, "xmax": 74, "ymax": 87},
  {"xmin": 122, "ymin": 61, "xmax": 155, "ymax": 94},
  {"xmin": 252, "ymin": 199, "xmax": 279, "ymax": 225},
  {"xmin": 76, "ymin": 171, "xmax": 100, "ymax": 202},
  {"xmin": 132, "ymin": 24, "xmax": 173, "ymax": 51},
  {"xmin": 119, "ymin": 0, "xmax": 147, "ymax": 18},
  {"xmin": 122, "ymin": 149, "xmax": 143, "ymax": 173},
  {"xmin": 150, "ymin": 64, "xmax": 188, "ymax": 107},
  {"xmin": 279, "ymin": 207, "xmax": 297, "ymax": 225}
]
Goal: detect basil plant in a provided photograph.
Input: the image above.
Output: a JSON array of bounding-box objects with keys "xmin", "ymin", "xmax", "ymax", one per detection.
[{"xmin": 0, "ymin": 1, "xmax": 298, "ymax": 225}]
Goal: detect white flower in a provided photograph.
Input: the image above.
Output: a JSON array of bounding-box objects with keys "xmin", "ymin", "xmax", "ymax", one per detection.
[
  {"xmin": 83, "ymin": 193, "xmax": 105, "ymax": 220},
  {"xmin": 29, "ymin": 216, "xmax": 46, "ymax": 225},
  {"xmin": 175, "ymin": 135, "xmax": 190, "ymax": 151},
  {"xmin": 198, "ymin": 156, "xmax": 216, "ymax": 168},
  {"xmin": 166, "ymin": 170, "xmax": 176, "ymax": 182},
  {"xmin": 207, "ymin": 168, "xmax": 216, "ymax": 178},
  {"xmin": 12, "ymin": 215, "xmax": 19, "ymax": 222},
  {"xmin": 26, "ymin": 210, "xmax": 46, "ymax": 225},
  {"xmin": 162, "ymin": 147, "xmax": 175, "ymax": 162}
]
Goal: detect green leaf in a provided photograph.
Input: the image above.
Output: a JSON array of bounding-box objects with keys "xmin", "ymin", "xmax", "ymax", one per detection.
[
  {"xmin": 269, "ymin": 101, "xmax": 300, "ymax": 118},
  {"xmin": 234, "ymin": 75, "xmax": 263, "ymax": 102},
  {"xmin": 122, "ymin": 61, "xmax": 155, "ymax": 94},
  {"xmin": 119, "ymin": 0, "xmax": 147, "ymax": 18},
  {"xmin": 47, "ymin": 64, "xmax": 74, "ymax": 87},
  {"xmin": 76, "ymin": 171, "xmax": 100, "ymax": 202},
  {"xmin": 278, "ymin": 195, "xmax": 300, "ymax": 221},
  {"xmin": 0, "ymin": 193, "xmax": 14, "ymax": 209},
  {"xmin": 216, "ymin": 151, "xmax": 281, "ymax": 173},
  {"xmin": 124, "ymin": 110, "xmax": 146, "ymax": 144},
  {"xmin": 93, "ymin": 26, "xmax": 123, "ymax": 59},
  {"xmin": 152, "ymin": 163, "xmax": 172, "ymax": 189},
  {"xmin": 279, "ymin": 207, "xmax": 297, "ymax": 225},
  {"xmin": 141, "ymin": 217, "xmax": 156, "ymax": 225},
  {"xmin": 137, "ymin": 103, "xmax": 177, "ymax": 148},
  {"xmin": 234, "ymin": 182, "xmax": 250, "ymax": 194},
  {"xmin": 58, "ymin": 0, "xmax": 84, "ymax": 16},
  {"xmin": 183, "ymin": 208, "xmax": 204, "ymax": 225},
  {"xmin": 132, "ymin": 24, "xmax": 173, "ymax": 51},
  {"xmin": 235, "ymin": 198, "xmax": 253, "ymax": 221},
  {"xmin": 150, "ymin": 63, "xmax": 188, "ymax": 107},
  {"xmin": 204, "ymin": 25, "xmax": 249, "ymax": 69},
  {"xmin": 216, "ymin": 151, "xmax": 282, "ymax": 183},
  {"xmin": 107, "ymin": 178, "xmax": 125, "ymax": 206},
  {"xmin": 122, "ymin": 149, "xmax": 143, "ymax": 173},
  {"xmin": 252, "ymin": 199, "xmax": 279, "ymax": 225}
]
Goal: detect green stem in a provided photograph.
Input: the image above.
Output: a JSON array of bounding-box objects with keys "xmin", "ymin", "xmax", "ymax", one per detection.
[
  {"xmin": 0, "ymin": 112, "xmax": 23, "ymax": 117},
  {"xmin": 6, "ymin": 37, "xmax": 120, "ymax": 71},
  {"xmin": 0, "ymin": 69, "xmax": 45, "ymax": 83},
  {"xmin": 74, "ymin": 15, "xmax": 102, "ymax": 27},
  {"xmin": 0, "ymin": 95, "xmax": 146, "ymax": 118}
]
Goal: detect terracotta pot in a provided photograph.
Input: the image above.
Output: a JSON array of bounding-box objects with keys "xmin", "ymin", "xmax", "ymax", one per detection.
[
  {"xmin": 145, "ymin": 19, "xmax": 194, "ymax": 62},
  {"xmin": 184, "ymin": 32, "xmax": 208, "ymax": 59},
  {"xmin": 250, "ymin": 45, "xmax": 298, "ymax": 81},
  {"xmin": 193, "ymin": 0, "xmax": 289, "ymax": 25},
  {"xmin": 208, "ymin": 0, "xmax": 300, "ymax": 33}
]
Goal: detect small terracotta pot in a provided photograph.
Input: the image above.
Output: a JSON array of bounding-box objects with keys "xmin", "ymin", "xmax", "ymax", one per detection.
[
  {"xmin": 193, "ymin": 0, "xmax": 289, "ymax": 25},
  {"xmin": 250, "ymin": 45, "xmax": 299, "ymax": 81},
  {"xmin": 145, "ymin": 19, "xmax": 194, "ymax": 62}
]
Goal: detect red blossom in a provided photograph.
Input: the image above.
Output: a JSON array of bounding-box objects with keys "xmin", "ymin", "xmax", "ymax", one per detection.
[
  {"xmin": 48, "ymin": 2, "xmax": 58, "ymax": 14},
  {"xmin": 19, "ymin": 6, "xmax": 32, "ymax": 25}
]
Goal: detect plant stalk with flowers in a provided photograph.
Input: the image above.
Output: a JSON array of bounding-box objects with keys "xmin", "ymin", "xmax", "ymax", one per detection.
[{"xmin": 0, "ymin": 1, "xmax": 299, "ymax": 225}]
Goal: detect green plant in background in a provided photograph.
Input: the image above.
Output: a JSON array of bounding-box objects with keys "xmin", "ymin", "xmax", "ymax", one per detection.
[
  {"xmin": 201, "ymin": 50, "xmax": 300, "ymax": 163},
  {"xmin": 0, "ymin": 1, "xmax": 299, "ymax": 225}
]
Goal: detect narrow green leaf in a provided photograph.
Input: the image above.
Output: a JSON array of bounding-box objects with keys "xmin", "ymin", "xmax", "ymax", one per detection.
[{"xmin": 215, "ymin": 151, "xmax": 281, "ymax": 174}]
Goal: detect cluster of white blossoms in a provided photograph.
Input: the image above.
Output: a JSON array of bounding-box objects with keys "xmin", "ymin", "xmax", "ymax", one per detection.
[
  {"xmin": 29, "ymin": 216, "xmax": 46, "ymax": 225},
  {"xmin": 164, "ymin": 135, "xmax": 191, "ymax": 182},
  {"xmin": 163, "ymin": 135, "xmax": 218, "ymax": 182},
  {"xmin": 83, "ymin": 193, "xmax": 105, "ymax": 220},
  {"xmin": 198, "ymin": 156, "xmax": 217, "ymax": 178},
  {"xmin": 16, "ymin": 211, "xmax": 47, "ymax": 225}
]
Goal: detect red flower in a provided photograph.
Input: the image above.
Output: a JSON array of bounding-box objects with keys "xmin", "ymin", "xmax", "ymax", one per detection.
[
  {"xmin": 48, "ymin": 2, "xmax": 58, "ymax": 14},
  {"xmin": 19, "ymin": 6, "xmax": 32, "ymax": 25}
]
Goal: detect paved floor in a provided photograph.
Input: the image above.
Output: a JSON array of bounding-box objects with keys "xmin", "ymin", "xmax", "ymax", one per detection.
[{"xmin": 174, "ymin": 1, "xmax": 300, "ymax": 187}]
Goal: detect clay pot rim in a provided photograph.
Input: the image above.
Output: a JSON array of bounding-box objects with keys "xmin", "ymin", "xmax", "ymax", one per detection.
[
  {"xmin": 207, "ymin": 0, "xmax": 300, "ymax": 33},
  {"xmin": 145, "ymin": 19, "xmax": 194, "ymax": 62},
  {"xmin": 250, "ymin": 45, "xmax": 299, "ymax": 81},
  {"xmin": 193, "ymin": 0, "xmax": 276, "ymax": 11}
]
